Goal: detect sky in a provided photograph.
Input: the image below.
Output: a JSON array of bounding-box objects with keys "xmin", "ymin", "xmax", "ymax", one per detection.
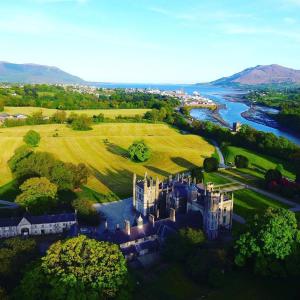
[{"xmin": 0, "ymin": 0, "xmax": 300, "ymax": 83}]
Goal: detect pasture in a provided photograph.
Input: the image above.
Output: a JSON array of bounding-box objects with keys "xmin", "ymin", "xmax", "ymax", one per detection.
[
  {"xmin": 0, "ymin": 123, "xmax": 214, "ymax": 199},
  {"xmin": 3, "ymin": 106, "xmax": 150, "ymax": 119}
]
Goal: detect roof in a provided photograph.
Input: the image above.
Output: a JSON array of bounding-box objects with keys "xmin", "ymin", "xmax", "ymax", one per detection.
[
  {"xmin": 100, "ymin": 211, "xmax": 202, "ymax": 245},
  {"xmin": 0, "ymin": 212, "xmax": 76, "ymax": 227},
  {"xmin": 26, "ymin": 213, "xmax": 76, "ymax": 224}
]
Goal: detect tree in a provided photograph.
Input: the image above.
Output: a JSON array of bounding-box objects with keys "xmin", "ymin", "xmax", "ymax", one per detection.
[
  {"xmin": 265, "ymin": 169, "xmax": 282, "ymax": 185},
  {"xmin": 234, "ymin": 155, "xmax": 249, "ymax": 168},
  {"xmin": 0, "ymin": 100, "xmax": 4, "ymax": 112},
  {"xmin": 191, "ymin": 167, "xmax": 204, "ymax": 183},
  {"xmin": 0, "ymin": 238, "xmax": 37, "ymax": 290},
  {"xmin": 70, "ymin": 114, "xmax": 92, "ymax": 131},
  {"xmin": 128, "ymin": 140, "xmax": 151, "ymax": 162},
  {"xmin": 16, "ymin": 236, "xmax": 128, "ymax": 300},
  {"xmin": 235, "ymin": 208, "xmax": 300, "ymax": 276},
  {"xmin": 16, "ymin": 177, "xmax": 57, "ymax": 214},
  {"xmin": 51, "ymin": 110, "xmax": 66, "ymax": 124},
  {"xmin": 296, "ymin": 169, "xmax": 300, "ymax": 184},
  {"xmin": 65, "ymin": 163, "xmax": 90, "ymax": 189},
  {"xmin": 23, "ymin": 130, "xmax": 41, "ymax": 147},
  {"xmin": 163, "ymin": 228, "xmax": 205, "ymax": 262},
  {"xmin": 72, "ymin": 198, "xmax": 99, "ymax": 225},
  {"xmin": 203, "ymin": 157, "xmax": 218, "ymax": 172},
  {"xmin": 8, "ymin": 145, "xmax": 33, "ymax": 172}
]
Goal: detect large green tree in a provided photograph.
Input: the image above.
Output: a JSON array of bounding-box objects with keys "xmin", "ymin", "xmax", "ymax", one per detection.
[
  {"xmin": 128, "ymin": 140, "xmax": 151, "ymax": 162},
  {"xmin": 16, "ymin": 236, "xmax": 128, "ymax": 300},
  {"xmin": 23, "ymin": 130, "xmax": 41, "ymax": 147},
  {"xmin": 163, "ymin": 228, "xmax": 205, "ymax": 262},
  {"xmin": 234, "ymin": 155, "xmax": 249, "ymax": 168},
  {"xmin": 203, "ymin": 157, "xmax": 218, "ymax": 172},
  {"xmin": 235, "ymin": 208, "xmax": 300, "ymax": 276},
  {"xmin": 16, "ymin": 177, "xmax": 57, "ymax": 214},
  {"xmin": 0, "ymin": 238, "xmax": 37, "ymax": 291},
  {"xmin": 9, "ymin": 150, "xmax": 89, "ymax": 191}
]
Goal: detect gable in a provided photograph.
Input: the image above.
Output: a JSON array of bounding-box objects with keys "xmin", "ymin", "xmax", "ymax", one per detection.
[{"xmin": 18, "ymin": 217, "xmax": 31, "ymax": 226}]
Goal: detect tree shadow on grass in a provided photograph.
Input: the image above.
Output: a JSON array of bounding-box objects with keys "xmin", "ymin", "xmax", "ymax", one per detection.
[
  {"xmin": 105, "ymin": 143, "xmax": 129, "ymax": 159},
  {"xmin": 145, "ymin": 166, "xmax": 171, "ymax": 178},
  {"xmin": 251, "ymin": 163, "xmax": 267, "ymax": 174},
  {"xmin": 89, "ymin": 165, "xmax": 134, "ymax": 199},
  {"xmin": 171, "ymin": 157, "xmax": 198, "ymax": 170}
]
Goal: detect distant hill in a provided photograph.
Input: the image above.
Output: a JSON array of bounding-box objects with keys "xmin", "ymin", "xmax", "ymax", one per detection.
[
  {"xmin": 210, "ymin": 64, "xmax": 300, "ymax": 86},
  {"xmin": 0, "ymin": 61, "xmax": 85, "ymax": 84}
]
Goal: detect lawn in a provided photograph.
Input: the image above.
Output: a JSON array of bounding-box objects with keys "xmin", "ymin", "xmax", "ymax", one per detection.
[
  {"xmin": 3, "ymin": 106, "xmax": 150, "ymax": 119},
  {"xmin": 0, "ymin": 123, "xmax": 214, "ymax": 200},
  {"xmin": 204, "ymin": 172, "xmax": 232, "ymax": 185},
  {"xmin": 223, "ymin": 146, "xmax": 295, "ymax": 180},
  {"xmin": 233, "ymin": 189, "xmax": 290, "ymax": 219}
]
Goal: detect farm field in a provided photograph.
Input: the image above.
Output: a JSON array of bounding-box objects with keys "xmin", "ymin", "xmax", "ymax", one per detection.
[
  {"xmin": 223, "ymin": 146, "xmax": 296, "ymax": 179},
  {"xmin": 3, "ymin": 106, "xmax": 150, "ymax": 119},
  {"xmin": 0, "ymin": 123, "xmax": 214, "ymax": 199}
]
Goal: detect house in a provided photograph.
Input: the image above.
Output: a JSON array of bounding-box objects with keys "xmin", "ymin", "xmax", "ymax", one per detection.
[{"xmin": 0, "ymin": 212, "xmax": 77, "ymax": 238}]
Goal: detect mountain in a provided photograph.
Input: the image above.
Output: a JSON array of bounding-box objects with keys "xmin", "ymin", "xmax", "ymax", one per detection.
[
  {"xmin": 0, "ymin": 61, "xmax": 85, "ymax": 84},
  {"xmin": 211, "ymin": 64, "xmax": 300, "ymax": 86}
]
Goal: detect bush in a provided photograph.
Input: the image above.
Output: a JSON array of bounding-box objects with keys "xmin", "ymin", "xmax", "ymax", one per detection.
[
  {"xmin": 234, "ymin": 155, "xmax": 249, "ymax": 168},
  {"xmin": 69, "ymin": 114, "xmax": 92, "ymax": 131},
  {"xmin": 265, "ymin": 169, "xmax": 282, "ymax": 185},
  {"xmin": 23, "ymin": 130, "xmax": 41, "ymax": 147},
  {"xmin": 128, "ymin": 140, "xmax": 151, "ymax": 162},
  {"xmin": 203, "ymin": 157, "xmax": 218, "ymax": 172}
]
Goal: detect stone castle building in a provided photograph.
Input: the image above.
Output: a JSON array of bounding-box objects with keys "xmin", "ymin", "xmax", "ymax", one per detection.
[{"xmin": 133, "ymin": 173, "xmax": 233, "ymax": 240}]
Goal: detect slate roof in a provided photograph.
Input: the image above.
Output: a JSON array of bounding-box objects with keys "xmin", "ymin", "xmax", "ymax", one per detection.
[
  {"xmin": 100, "ymin": 211, "xmax": 202, "ymax": 245},
  {"xmin": 0, "ymin": 212, "xmax": 76, "ymax": 227}
]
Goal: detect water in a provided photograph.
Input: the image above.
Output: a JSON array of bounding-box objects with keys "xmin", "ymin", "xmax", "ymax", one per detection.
[{"xmin": 96, "ymin": 83, "xmax": 300, "ymax": 145}]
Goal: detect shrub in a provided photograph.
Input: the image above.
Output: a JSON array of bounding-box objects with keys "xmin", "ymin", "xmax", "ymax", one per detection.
[
  {"xmin": 72, "ymin": 198, "xmax": 99, "ymax": 225},
  {"xmin": 203, "ymin": 157, "xmax": 218, "ymax": 172},
  {"xmin": 128, "ymin": 140, "xmax": 151, "ymax": 162},
  {"xmin": 265, "ymin": 169, "xmax": 282, "ymax": 185},
  {"xmin": 234, "ymin": 155, "xmax": 249, "ymax": 168},
  {"xmin": 69, "ymin": 114, "xmax": 92, "ymax": 131},
  {"xmin": 23, "ymin": 130, "xmax": 41, "ymax": 147}
]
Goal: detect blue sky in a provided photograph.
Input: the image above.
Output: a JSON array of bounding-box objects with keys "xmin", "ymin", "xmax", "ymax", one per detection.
[{"xmin": 0, "ymin": 0, "xmax": 300, "ymax": 83}]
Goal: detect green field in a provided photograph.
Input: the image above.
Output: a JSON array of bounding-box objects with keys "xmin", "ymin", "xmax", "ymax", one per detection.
[
  {"xmin": 0, "ymin": 123, "xmax": 214, "ymax": 199},
  {"xmin": 204, "ymin": 172, "xmax": 231, "ymax": 185},
  {"xmin": 233, "ymin": 189, "xmax": 290, "ymax": 219},
  {"xmin": 4, "ymin": 106, "xmax": 150, "ymax": 119},
  {"xmin": 223, "ymin": 146, "xmax": 295, "ymax": 179}
]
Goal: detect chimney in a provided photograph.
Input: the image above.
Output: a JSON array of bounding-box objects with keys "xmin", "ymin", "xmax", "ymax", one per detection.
[
  {"xmin": 156, "ymin": 208, "xmax": 160, "ymax": 219},
  {"xmin": 104, "ymin": 220, "xmax": 108, "ymax": 231},
  {"xmin": 137, "ymin": 215, "xmax": 143, "ymax": 229},
  {"xmin": 170, "ymin": 208, "xmax": 176, "ymax": 222},
  {"xmin": 124, "ymin": 220, "xmax": 131, "ymax": 235},
  {"xmin": 149, "ymin": 214, "xmax": 155, "ymax": 227}
]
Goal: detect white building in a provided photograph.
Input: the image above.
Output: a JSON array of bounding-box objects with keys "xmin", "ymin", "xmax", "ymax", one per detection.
[{"xmin": 0, "ymin": 212, "xmax": 77, "ymax": 238}]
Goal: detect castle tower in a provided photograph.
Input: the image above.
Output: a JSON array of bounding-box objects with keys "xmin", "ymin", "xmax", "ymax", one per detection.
[
  {"xmin": 134, "ymin": 173, "xmax": 161, "ymax": 216},
  {"xmin": 133, "ymin": 173, "xmax": 137, "ymax": 209},
  {"xmin": 203, "ymin": 183, "xmax": 233, "ymax": 240}
]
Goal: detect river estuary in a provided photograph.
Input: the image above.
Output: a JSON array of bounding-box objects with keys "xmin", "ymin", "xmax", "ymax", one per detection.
[{"xmin": 97, "ymin": 83, "xmax": 300, "ymax": 145}]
